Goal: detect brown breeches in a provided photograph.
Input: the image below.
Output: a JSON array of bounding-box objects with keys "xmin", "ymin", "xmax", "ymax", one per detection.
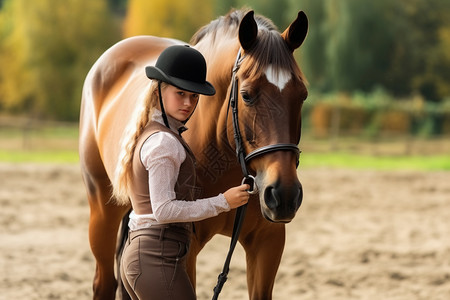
[{"xmin": 120, "ymin": 225, "xmax": 196, "ymax": 300}]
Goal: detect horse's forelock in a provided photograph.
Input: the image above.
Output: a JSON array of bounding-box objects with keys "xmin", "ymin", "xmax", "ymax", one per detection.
[{"xmin": 239, "ymin": 30, "xmax": 302, "ymax": 83}]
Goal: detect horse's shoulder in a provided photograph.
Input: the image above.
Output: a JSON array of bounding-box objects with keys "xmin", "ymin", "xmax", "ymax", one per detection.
[
  {"xmin": 83, "ymin": 36, "xmax": 184, "ymax": 106},
  {"xmin": 88, "ymin": 36, "xmax": 183, "ymax": 85},
  {"xmin": 106, "ymin": 36, "xmax": 184, "ymax": 60}
]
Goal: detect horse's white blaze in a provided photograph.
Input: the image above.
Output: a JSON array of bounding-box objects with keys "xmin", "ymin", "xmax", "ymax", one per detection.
[{"xmin": 265, "ymin": 65, "xmax": 291, "ymax": 91}]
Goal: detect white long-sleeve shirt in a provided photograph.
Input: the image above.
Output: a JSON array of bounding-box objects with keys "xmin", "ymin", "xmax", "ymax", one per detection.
[{"xmin": 128, "ymin": 110, "xmax": 230, "ymax": 231}]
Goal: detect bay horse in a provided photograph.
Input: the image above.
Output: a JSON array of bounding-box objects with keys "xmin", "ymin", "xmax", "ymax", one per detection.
[{"xmin": 79, "ymin": 9, "xmax": 308, "ymax": 300}]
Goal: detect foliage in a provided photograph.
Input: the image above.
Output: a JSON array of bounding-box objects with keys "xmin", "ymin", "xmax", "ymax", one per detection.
[
  {"xmin": 1, "ymin": 0, "xmax": 450, "ymax": 121},
  {"xmin": 236, "ymin": 0, "xmax": 290, "ymax": 29},
  {"xmin": 123, "ymin": 0, "xmax": 213, "ymax": 42},
  {"xmin": 304, "ymin": 90, "xmax": 450, "ymax": 138},
  {"xmin": 108, "ymin": 0, "xmax": 128, "ymax": 15},
  {"xmin": 299, "ymin": 0, "xmax": 450, "ymax": 102},
  {"xmin": 0, "ymin": 0, "xmax": 33, "ymax": 113},
  {"xmin": 0, "ymin": 0, "xmax": 120, "ymax": 121}
]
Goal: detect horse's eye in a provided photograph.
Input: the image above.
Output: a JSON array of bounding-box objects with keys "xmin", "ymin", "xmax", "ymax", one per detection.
[{"xmin": 241, "ymin": 92, "xmax": 254, "ymax": 105}]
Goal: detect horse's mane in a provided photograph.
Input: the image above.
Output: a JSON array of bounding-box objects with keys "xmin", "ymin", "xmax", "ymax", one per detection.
[
  {"xmin": 190, "ymin": 9, "xmax": 277, "ymax": 45},
  {"xmin": 190, "ymin": 9, "xmax": 303, "ymax": 82}
]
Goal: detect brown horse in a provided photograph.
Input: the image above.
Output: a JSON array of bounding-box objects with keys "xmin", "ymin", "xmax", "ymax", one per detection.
[{"xmin": 79, "ymin": 9, "xmax": 308, "ymax": 300}]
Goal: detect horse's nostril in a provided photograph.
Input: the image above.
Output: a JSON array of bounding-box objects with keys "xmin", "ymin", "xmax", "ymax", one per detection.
[
  {"xmin": 264, "ymin": 183, "xmax": 303, "ymax": 211},
  {"xmin": 264, "ymin": 186, "xmax": 280, "ymax": 209}
]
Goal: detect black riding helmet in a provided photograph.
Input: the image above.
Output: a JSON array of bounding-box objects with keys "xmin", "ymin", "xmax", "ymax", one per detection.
[{"xmin": 145, "ymin": 45, "xmax": 216, "ymax": 128}]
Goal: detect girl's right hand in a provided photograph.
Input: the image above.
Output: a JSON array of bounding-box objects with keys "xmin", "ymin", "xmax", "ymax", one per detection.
[{"xmin": 223, "ymin": 184, "xmax": 250, "ymax": 209}]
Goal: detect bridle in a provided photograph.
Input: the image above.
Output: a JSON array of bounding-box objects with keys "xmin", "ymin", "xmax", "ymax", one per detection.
[
  {"xmin": 212, "ymin": 49, "xmax": 301, "ymax": 299},
  {"xmin": 229, "ymin": 49, "xmax": 300, "ymax": 184}
]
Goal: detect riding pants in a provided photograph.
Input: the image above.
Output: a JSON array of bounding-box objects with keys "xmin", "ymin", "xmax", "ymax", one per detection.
[{"xmin": 120, "ymin": 224, "xmax": 196, "ymax": 300}]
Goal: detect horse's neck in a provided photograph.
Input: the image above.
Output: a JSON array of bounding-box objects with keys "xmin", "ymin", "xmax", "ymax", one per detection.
[
  {"xmin": 186, "ymin": 85, "xmax": 231, "ymax": 152},
  {"xmin": 186, "ymin": 43, "xmax": 239, "ymax": 176},
  {"xmin": 191, "ymin": 40, "xmax": 238, "ymax": 139}
]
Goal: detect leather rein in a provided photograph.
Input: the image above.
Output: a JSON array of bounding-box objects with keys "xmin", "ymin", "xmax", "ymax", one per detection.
[{"xmin": 212, "ymin": 49, "xmax": 301, "ymax": 299}]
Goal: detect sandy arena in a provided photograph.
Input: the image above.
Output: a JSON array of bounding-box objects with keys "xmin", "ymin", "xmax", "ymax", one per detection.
[{"xmin": 1, "ymin": 163, "xmax": 449, "ymax": 299}]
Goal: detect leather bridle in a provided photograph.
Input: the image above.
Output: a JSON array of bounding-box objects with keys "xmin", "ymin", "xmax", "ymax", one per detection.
[
  {"xmin": 229, "ymin": 49, "xmax": 300, "ymax": 181},
  {"xmin": 212, "ymin": 49, "xmax": 301, "ymax": 299}
]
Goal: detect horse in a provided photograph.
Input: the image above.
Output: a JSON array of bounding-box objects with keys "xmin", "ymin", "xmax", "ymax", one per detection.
[{"xmin": 79, "ymin": 8, "xmax": 308, "ymax": 300}]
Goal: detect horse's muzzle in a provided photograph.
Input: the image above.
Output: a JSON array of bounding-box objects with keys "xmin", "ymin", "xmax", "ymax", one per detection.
[{"xmin": 261, "ymin": 180, "xmax": 303, "ymax": 223}]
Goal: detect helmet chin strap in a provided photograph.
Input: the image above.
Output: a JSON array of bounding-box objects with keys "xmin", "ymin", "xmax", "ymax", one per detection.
[{"xmin": 157, "ymin": 81, "xmax": 170, "ymax": 129}]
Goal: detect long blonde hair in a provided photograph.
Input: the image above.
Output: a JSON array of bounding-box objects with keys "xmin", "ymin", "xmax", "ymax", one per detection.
[{"xmin": 112, "ymin": 80, "xmax": 165, "ymax": 205}]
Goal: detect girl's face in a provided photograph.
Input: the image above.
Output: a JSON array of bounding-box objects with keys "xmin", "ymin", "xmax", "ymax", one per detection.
[{"xmin": 160, "ymin": 84, "xmax": 199, "ymax": 122}]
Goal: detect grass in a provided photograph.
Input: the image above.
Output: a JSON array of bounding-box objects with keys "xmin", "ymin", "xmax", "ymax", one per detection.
[
  {"xmin": 0, "ymin": 150, "xmax": 79, "ymax": 164},
  {"xmin": 0, "ymin": 122, "xmax": 79, "ymax": 164},
  {"xmin": 300, "ymin": 152, "xmax": 450, "ymax": 171},
  {"xmin": 0, "ymin": 124, "xmax": 449, "ymax": 170},
  {"xmin": 1, "ymin": 148, "xmax": 449, "ymax": 171}
]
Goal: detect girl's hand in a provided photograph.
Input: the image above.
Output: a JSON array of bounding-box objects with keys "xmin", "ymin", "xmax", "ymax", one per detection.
[{"xmin": 223, "ymin": 184, "xmax": 250, "ymax": 209}]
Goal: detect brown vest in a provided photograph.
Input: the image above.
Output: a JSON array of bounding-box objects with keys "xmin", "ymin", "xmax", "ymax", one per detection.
[{"xmin": 129, "ymin": 121, "xmax": 199, "ymax": 215}]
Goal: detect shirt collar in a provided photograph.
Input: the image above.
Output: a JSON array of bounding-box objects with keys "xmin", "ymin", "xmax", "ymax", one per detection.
[{"xmin": 152, "ymin": 109, "xmax": 188, "ymax": 135}]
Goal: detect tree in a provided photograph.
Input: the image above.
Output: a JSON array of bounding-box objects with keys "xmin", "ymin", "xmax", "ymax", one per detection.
[
  {"xmin": 298, "ymin": 0, "xmax": 450, "ymax": 102},
  {"xmin": 235, "ymin": 0, "xmax": 290, "ymax": 29},
  {"xmin": 0, "ymin": 0, "xmax": 120, "ymax": 120},
  {"xmin": 0, "ymin": 0, "xmax": 34, "ymax": 113},
  {"xmin": 293, "ymin": 0, "xmax": 328, "ymax": 90},
  {"xmin": 397, "ymin": 0, "xmax": 450, "ymax": 101},
  {"xmin": 324, "ymin": 0, "xmax": 395, "ymax": 92},
  {"xmin": 123, "ymin": 0, "xmax": 214, "ymax": 42},
  {"xmin": 213, "ymin": 0, "xmax": 239, "ymax": 16}
]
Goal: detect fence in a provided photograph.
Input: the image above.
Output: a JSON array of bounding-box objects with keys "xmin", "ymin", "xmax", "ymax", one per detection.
[
  {"xmin": 1, "ymin": 96, "xmax": 449, "ymax": 156},
  {"xmin": 300, "ymin": 93, "xmax": 450, "ymax": 156},
  {"xmin": 0, "ymin": 115, "xmax": 78, "ymax": 151}
]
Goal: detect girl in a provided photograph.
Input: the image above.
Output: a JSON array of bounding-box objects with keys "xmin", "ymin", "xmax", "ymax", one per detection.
[{"xmin": 113, "ymin": 45, "xmax": 249, "ymax": 300}]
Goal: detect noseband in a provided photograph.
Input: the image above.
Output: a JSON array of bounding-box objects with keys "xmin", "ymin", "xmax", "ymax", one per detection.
[{"xmin": 212, "ymin": 49, "xmax": 301, "ymax": 299}]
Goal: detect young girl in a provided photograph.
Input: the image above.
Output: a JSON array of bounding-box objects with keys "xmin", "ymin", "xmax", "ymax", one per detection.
[{"xmin": 113, "ymin": 45, "xmax": 250, "ymax": 300}]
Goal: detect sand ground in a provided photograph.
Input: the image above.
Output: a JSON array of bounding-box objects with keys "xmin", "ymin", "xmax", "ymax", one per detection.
[{"xmin": 1, "ymin": 163, "xmax": 449, "ymax": 299}]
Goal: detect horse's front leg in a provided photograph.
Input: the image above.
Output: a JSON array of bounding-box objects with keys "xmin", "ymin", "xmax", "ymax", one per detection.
[{"xmin": 241, "ymin": 223, "xmax": 286, "ymax": 300}]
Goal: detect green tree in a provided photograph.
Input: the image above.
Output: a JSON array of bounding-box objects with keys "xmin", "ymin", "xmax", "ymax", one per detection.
[
  {"xmin": 0, "ymin": 0, "xmax": 120, "ymax": 120},
  {"xmin": 0, "ymin": 0, "xmax": 34, "ymax": 113},
  {"xmin": 213, "ymin": 0, "xmax": 239, "ymax": 16},
  {"xmin": 108, "ymin": 0, "xmax": 127, "ymax": 15},
  {"xmin": 123, "ymin": 0, "xmax": 214, "ymax": 42},
  {"xmin": 298, "ymin": 0, "xmax": 450, "ymax": 102},
  {"xmin": 396, "ymin": 0, "xmax": 450, "ymax": 101},
  {"xmin": 324, "ymin": 0, "xmax": 395, "ymax": 93},
  {"xmin": 293, "ymin": 0, "xmax": 328, "ymax": 90},
  {"xmin": 235, "ymin": 0, "xmax": 290, "ymax": 29}
]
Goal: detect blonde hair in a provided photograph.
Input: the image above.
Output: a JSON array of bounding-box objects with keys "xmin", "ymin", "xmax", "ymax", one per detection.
[{"xmin": 112, "ymin": 80, "xmax": 166, "ymax": 205}]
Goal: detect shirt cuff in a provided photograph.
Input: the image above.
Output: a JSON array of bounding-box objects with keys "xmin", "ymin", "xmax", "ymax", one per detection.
[{"xmin": 215, "ymin": 193, "xmax": 231, "ymax": 212}]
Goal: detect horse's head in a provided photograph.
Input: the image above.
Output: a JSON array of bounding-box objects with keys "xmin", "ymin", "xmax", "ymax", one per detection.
[{"xmin": 232, "ymin": 11, "xmax": 308, "ymax": 223}]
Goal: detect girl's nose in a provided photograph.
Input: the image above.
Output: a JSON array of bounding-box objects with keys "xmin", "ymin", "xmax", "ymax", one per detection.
[
  {"xmin": 185, "ymin": 95, "xmax": 198, "ymax": 107},
  {"xmin": 184, "ymin": 97, "xmax": 192, "ymax": 106}
]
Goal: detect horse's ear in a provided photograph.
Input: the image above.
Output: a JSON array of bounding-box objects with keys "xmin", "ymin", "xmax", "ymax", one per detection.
[
  {"xmin": 239, "ymin": 10, "xmax": 258, "ymax": 51},
  {"xmin": 282, "ymin": 11, "xmax": 308, "ymax": 52}
]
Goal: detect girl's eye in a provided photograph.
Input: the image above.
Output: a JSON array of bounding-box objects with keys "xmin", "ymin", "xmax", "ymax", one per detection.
[{"xmin": 178, "ymin": 91, "xmax": 185, "ymax": 96}]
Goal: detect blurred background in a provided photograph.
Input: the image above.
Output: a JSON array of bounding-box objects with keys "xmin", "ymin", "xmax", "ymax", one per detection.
[{"xmin": 0, "ymin": 0, "xmax": 449, "ymax": 167}]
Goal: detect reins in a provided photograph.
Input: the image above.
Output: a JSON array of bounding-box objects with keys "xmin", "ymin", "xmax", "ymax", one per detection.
[{"xmin": 212, "ymin": 49, "xmax": 252, "ymax": 300}]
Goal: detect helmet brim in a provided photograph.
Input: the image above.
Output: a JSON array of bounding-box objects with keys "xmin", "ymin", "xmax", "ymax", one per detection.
[{"xmin": 146, "ymin": 66, "xmax": 216, "ymax": 96}]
